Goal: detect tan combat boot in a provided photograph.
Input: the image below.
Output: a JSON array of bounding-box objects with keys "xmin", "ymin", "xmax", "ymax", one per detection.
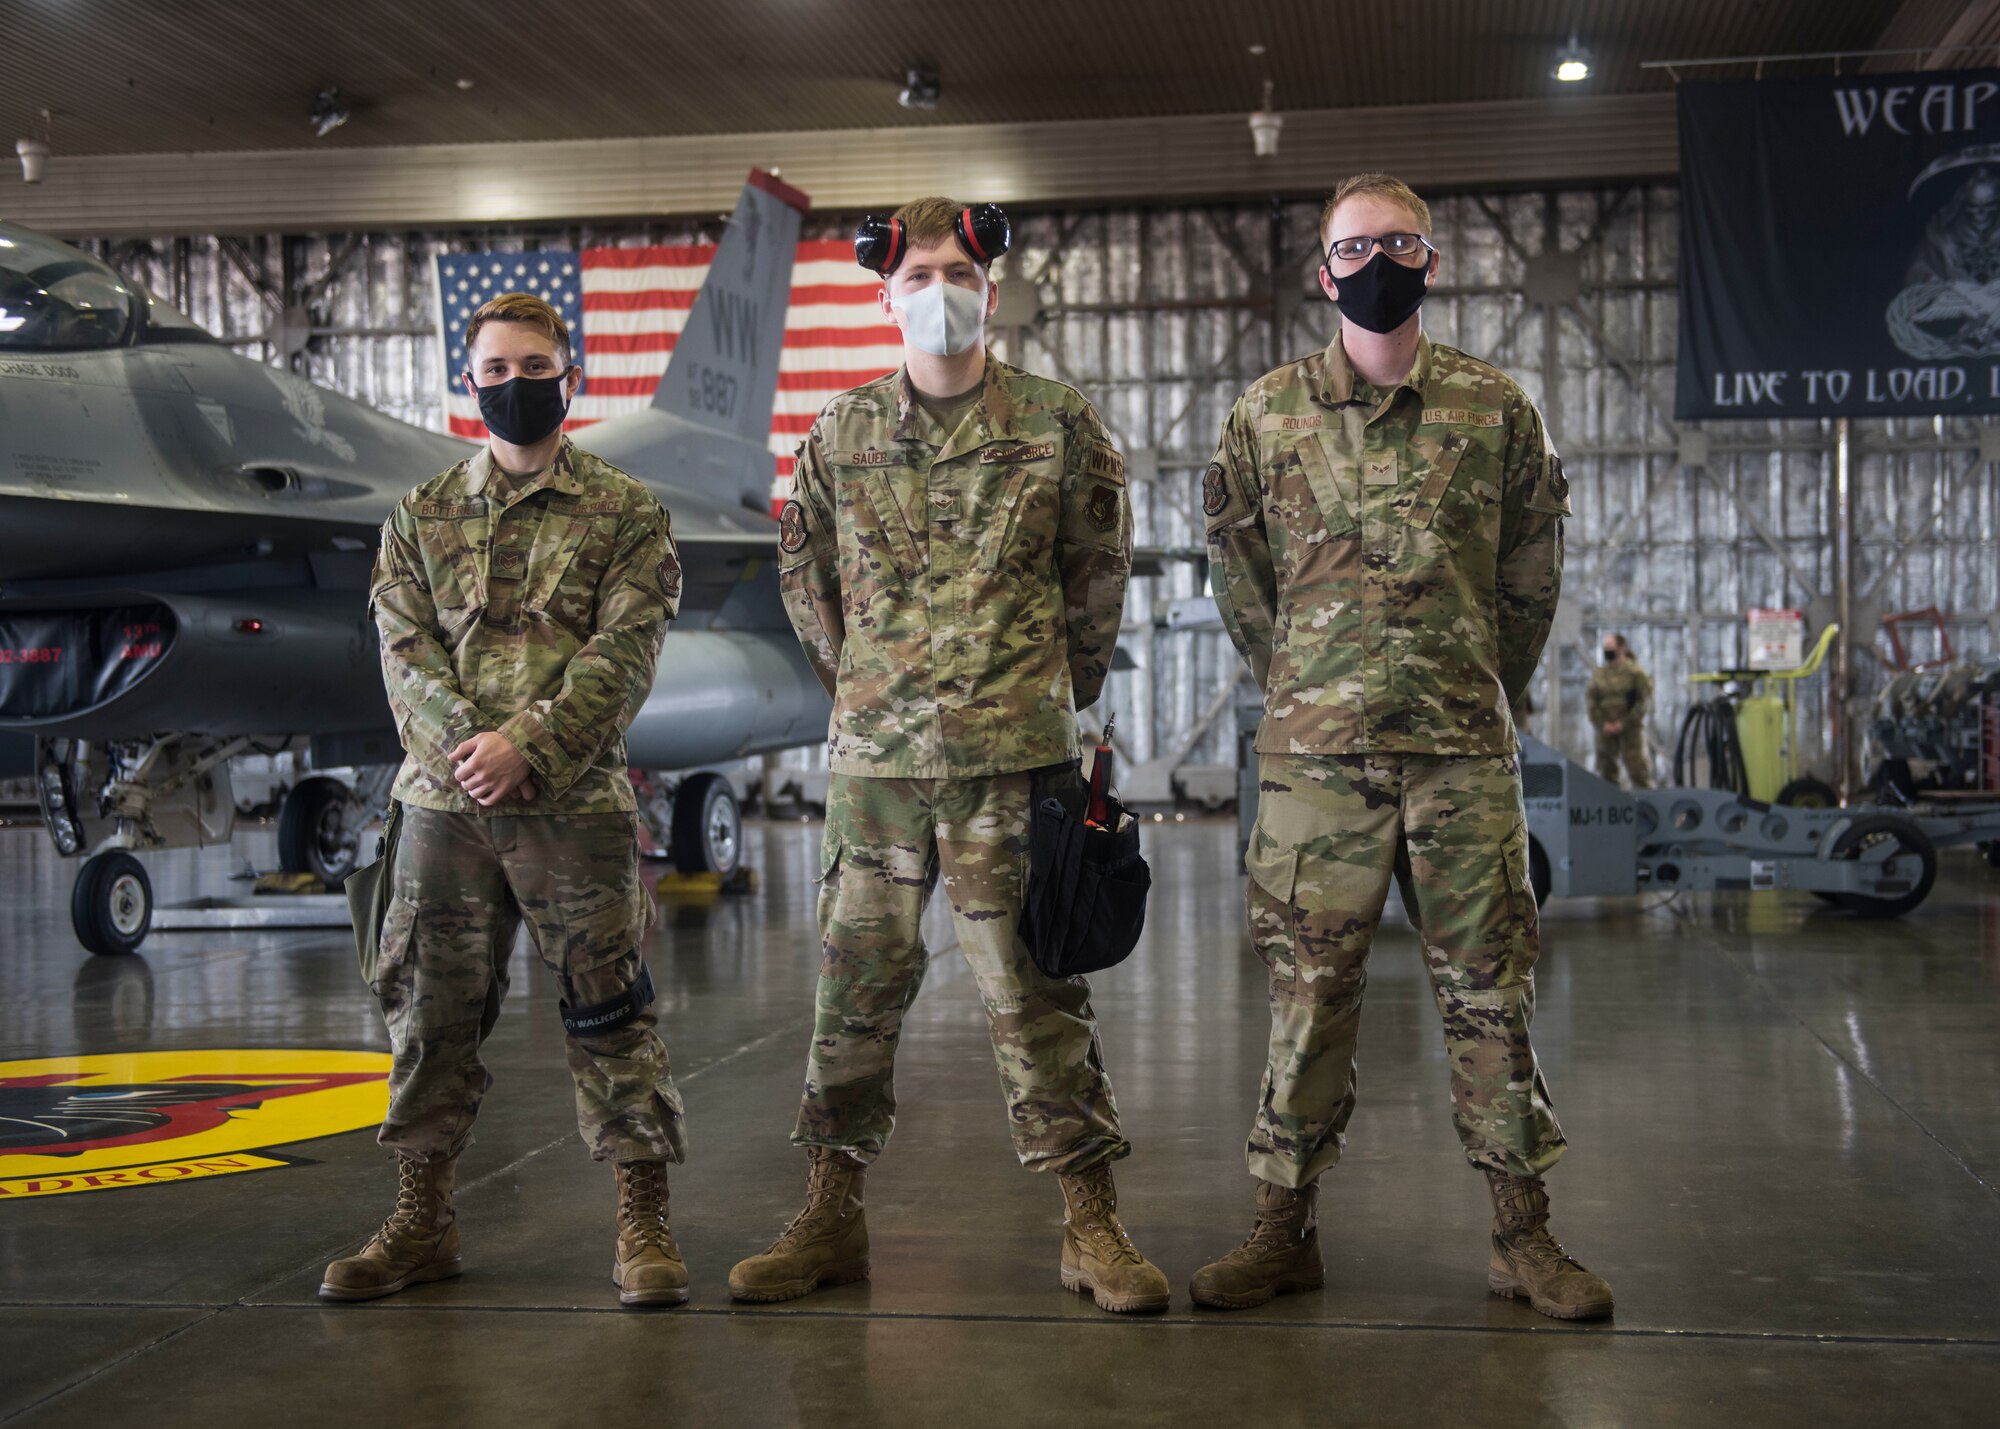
[
  {"xmin": 1188, "ymin": 1180, "xmax": 1324, "ymax": 1310},
  {"xmin": 1485, "ymin": 1171, "xmax": 1615, "ymax": 1320},
  {"xmin": 727, "ymin": 1146, "xmax": 870, "ymax": 1303},
  {"xmin": 1058, "ymin": 1162, "xmax": 1171, "ymax": 1314},
  {"xmin": 319, "ymin": 1153, "xmax": 462, "ymax": 1302},
  {"xmin": 612, "ymin": 1159, "xmax": 689, "ymax": 1306}
]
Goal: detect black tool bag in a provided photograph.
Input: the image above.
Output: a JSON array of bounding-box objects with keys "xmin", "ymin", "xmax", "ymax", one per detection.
[{"xmin": 1022, "ymin": 761, "xmax": 1151, "ymax": 978}]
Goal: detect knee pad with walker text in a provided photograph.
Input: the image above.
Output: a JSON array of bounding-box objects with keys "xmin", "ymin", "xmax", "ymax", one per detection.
[{"xmin": 560, "ymin": 964, "xmax": 656, "ymax": 1038}]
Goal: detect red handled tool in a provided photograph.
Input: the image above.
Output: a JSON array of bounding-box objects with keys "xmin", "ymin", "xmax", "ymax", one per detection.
[{"xmin": 1086, "ymin": 715, "xmax": 1116, "ymax": 829}]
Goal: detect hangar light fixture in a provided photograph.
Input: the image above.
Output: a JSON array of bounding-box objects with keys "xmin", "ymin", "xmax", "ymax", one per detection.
[
  {"xmin": 16, "ymin": 136, "xmax": 49, "ymax": 184},
  {"xmin": 309, "ymin": 87, "xmax": 350, "ymax": 138},
  {"xmin": 1554, "ymin": 35, "xmax": 1591, "ymax": 82},
  {"xmin": 899, "ymin": 66, "xmax": 940, "ymax": 110},
  {"xmin": 1248, "ymin": 78, "xmax": 1283, "ymax": 158},
  {"xmin": 16, "ymin": 107, "xmax": 52, "ymax": 183}
]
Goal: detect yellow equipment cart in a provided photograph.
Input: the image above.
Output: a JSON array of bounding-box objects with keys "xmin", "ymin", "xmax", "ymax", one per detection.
[{"xmin": 1679, "ymin": 624, "xmax": 1840, "ymax": 806}]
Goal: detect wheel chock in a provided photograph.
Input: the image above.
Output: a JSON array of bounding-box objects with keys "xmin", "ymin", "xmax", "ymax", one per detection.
[
  {"xmin": 654, "ymin": 867, "xmax": 758, "ymax": 899},
  {"xmin": 254, "ymin": 871, "xmax": 327, "ymax": 896}
]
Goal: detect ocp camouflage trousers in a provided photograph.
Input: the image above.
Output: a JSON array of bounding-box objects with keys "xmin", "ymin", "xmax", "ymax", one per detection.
[
  {"xmin": 372, "ymin": 806, "xmax": 685, "ymax": 1165},
  {"xmin": 1242, "ymin": 753, "xmax": 1565, "ymax": 1186},
  {"xmin": 1595, "ymin": 726, "xmax": 1653, "ymax": 789},
  {"xmin": 792, "ymin": 771, "xmax": 1128, "ymax": 1174}
]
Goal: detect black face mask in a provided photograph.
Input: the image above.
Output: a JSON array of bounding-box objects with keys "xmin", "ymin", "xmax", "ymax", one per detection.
[
  {"xmin": 471, "ymin": 371, "xmax": 573, "ymax": 446},
  {"xmin": 1328, "ymin": 251, "xmax": 1431, "ymax": 334},
  {"xmin": 1603, "ymin": 648, "xmax": 1619, "ymax": 664}
]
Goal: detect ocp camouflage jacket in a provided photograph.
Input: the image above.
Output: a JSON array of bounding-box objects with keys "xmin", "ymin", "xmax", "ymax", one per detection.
[
  {"xmin": 1206, "ymin": 333, "xmax": 1567, "ymax": 756},
  {"xmin": 779, "ymin": 361, "xmax": 1132, "ymax": 777},
  {"xmin": 371, "ymin": 437, "xmax": 679, "ymax": 813}
]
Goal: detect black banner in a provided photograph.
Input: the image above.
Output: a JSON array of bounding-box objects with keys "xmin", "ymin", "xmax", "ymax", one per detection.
[{"xmin": 1677, "ymin": 69, "xmax": 2000, "ymax": 419}]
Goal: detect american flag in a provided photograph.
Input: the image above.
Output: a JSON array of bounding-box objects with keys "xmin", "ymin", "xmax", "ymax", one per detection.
[{"xmin": 437, "ymin": 240, "xmax": 902, "ymax": 510}]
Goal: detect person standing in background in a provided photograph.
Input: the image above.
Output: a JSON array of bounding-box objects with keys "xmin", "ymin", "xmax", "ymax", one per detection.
[{"xmin": 1588, "ymin": 633, "xmax": 1654, "ymax": 789}]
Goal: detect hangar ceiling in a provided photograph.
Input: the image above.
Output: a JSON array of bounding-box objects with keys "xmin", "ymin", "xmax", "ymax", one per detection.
[{"xmin": 1, "ymin": 0, "xmax": 1986, "ymax": 157}]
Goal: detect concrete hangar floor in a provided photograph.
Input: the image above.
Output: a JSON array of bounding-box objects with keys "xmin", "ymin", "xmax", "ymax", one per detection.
[{"xmin": 2, "ymin": 816, "xmax": 1998, "ymax": 1428}]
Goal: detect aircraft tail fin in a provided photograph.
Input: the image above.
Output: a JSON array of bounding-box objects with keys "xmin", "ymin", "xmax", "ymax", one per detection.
[{"xmin": 653, "ymin": 170, "xmax": 809, "ymax": 451}]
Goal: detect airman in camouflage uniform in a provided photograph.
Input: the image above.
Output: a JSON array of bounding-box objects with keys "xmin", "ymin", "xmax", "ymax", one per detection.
[
  {"xmin": 729, "ymin": 197, "xmax": 1168, "ymax": 1314},
  {"xmin": 1191, "ymin": 175, "xmax": 1613, "ymax": 1321},
  {"xmin": 323, "ymin": 293, "xmax": 688, "ymax": 1309},
  {"xmin": 1588, "ymin": 634, "xmax": 1654, "ymax": 788}
]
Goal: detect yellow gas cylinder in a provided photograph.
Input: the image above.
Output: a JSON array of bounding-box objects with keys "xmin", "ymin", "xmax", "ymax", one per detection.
[{"xmin": 1735, "ymin": 695, "xmax": 1787, "ymax": 802}]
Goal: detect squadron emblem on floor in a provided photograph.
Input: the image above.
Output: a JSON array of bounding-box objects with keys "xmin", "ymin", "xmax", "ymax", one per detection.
[{"xmin": 0, "ymin": 1050, "xmax": 390, "ymax": 1199}]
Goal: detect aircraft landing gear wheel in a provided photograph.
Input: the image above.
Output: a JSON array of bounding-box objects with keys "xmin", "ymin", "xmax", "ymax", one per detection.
[
  {"xmin": 72, "ymin": 851, "xmax": 153, "ymax": 956},
  {"xmin": 672, "ymin": 772, "xmax": 741, "ymax": 876},
  {"xmin": 1776, "ymin": 775, "xmax": 1839, "ymax": 809},
  {"xmin": 1827, "ymin": 814, "xmax": 1937, "ymax": 919},
  {"xmin": 1527, "ymin": 834, "xmax": 1552, "ymax": 908},
  {"xmin": 279, "ymin": 776, "xmax": 360, "ymax": 885}
]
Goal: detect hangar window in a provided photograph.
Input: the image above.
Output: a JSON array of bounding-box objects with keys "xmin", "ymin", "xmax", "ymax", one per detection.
[{"xmin": 0, "ymin": 225, "xmax": 137, "ymax": 350}]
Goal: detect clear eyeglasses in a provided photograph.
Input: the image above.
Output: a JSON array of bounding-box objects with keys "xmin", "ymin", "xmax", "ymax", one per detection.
[{"xmin": 1325, "ymin": 232, "xmax": 1437, "ymax": 265}]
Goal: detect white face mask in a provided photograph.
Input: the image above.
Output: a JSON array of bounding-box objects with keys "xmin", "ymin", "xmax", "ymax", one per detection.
[{"xmin": 891, "ymin": 279, "xmax": 987, "ymax": 357}]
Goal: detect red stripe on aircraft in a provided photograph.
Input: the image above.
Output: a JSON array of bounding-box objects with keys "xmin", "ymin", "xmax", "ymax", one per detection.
[{"xmin": 748, "ymin": 168, "xmax": 812, "ymax": 213}]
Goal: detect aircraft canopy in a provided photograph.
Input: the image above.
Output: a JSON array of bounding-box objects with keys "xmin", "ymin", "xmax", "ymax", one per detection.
[{"xmin": 0, "ymin": 225, "xmax": 138, "ymax": 350}]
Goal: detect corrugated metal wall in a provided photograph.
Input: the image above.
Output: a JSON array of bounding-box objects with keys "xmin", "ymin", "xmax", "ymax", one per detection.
[
  {"xmin": 991, "ymin": 187, "xmax": 1998, "ymax": 785},
  {"xmin": 87, "ymin": 183, "xmax": 2000, "ymax": 791}
]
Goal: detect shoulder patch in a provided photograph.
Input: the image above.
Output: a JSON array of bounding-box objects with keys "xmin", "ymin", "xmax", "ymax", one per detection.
[
  {"xmin": 1084, "ymin": 483, "xmax": 1119, "ymax": 532},
  {"xmin": 1549, "ymin": 454, "xmax": 1569, "ymax": 503},
  {"xmin": 1421, "ymin": 407, "xmax": 1505, "ymax": 428},
  {"xmin": 1202, "ymin": 462, "xmax": 1229, "ymax": 517},
  {"xmin": 1257, "ymin": 412, "xmax": 1326, "ymax": 434},
  {"xmin": 1086, "ymin": 445, "xmax": 1126, "ymax": 485},
  {"xmin": 416, "ymin": 500, "xmax": 480, "ymax": 519},
  {"xmin": 778, "ymin": 499, "xmax": 808, "ymax": 554},
  {"xmin": 980, "ymin": 440, "xmax": 1057, "ymax": 464}
]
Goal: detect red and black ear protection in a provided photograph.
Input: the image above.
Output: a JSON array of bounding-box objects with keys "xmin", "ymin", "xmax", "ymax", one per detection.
[
  {"xmin": 855, "ymin": 203, "xmax": 1013, "ymax": 276},
  {"xmin": 955, "ymin": 203, "xmax": 1011, "ymax": 264},
  {"xmin": 854, "ymin": 214, "xmax": 908, "ymax": 277}
]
